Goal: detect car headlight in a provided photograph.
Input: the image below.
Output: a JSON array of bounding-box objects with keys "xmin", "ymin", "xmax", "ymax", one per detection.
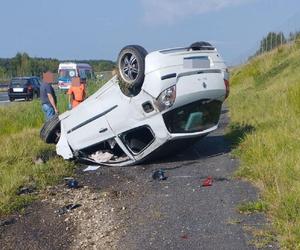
[{"xmin": 155, "ymin": 85, "xmax": 176, "ymax": 111}]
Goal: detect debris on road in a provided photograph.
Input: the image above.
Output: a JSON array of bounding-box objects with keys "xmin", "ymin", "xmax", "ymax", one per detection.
[
  {"xmin": 55, "ymin": 204, "xmax": 81, "ymax": 215},
  {"xmin": 17, "ymin": 185, "xmax": 36, "ymax": 195},
  {"xmin": 181, "ymin": 234, "xmax": 189, "ymax": 240},
  {"xmin": 202, "ymin": 176, "xmax": 213, "ymax": 187},
  {"xmin": 64, "ymin": 177, "xmax": 79, "ymax": 189},
  {"xmin": 83, "ymin": 165, "xmax": 101, "ymax": 172},
  {"xmin": 90, "ymin": 151, "xmax": 114, "ymax": 163},
  {"xmin": 152, "ymin": 169, "xmax": 167, "ymax": 181},
  {"xmin": 67, "ymin": 179, "xmax": 79, "ymax": 189},
  {"xmin": 0, "ymin": 218, "xmax": 16, "ymax": 227}
]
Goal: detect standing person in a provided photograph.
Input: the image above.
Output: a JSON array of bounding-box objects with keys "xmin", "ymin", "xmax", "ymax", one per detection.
[
  {"xmin": 40, "ymin": 76, "xmax": 58, "ymax": 121},
  {"xmin": 67, "ymin": 77, "xmax": 86, "ymax": 109}
]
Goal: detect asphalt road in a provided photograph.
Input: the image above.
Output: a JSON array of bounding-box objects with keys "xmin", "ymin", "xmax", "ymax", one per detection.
[
  {"xmin": 0, "ymin": 92, "xmax": 9, "ymax": 104},
  {"xmin": 79, "ymin": 108, "xmax": 276, "ymax": 250}
]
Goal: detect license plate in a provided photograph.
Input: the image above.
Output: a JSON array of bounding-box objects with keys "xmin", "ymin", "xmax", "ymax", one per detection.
[
  {"xmin": 183, "ymin": 56, "xmax": 210, "ymax": 69},
  {"xmin": 13, "ymin": 88, "xmax": 23, "ymax": 92}
]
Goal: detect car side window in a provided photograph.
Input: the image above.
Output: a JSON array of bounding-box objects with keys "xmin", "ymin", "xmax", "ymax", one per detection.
[
  {"xmin": 79, "ymin": 69, "xmax": 87, "ymax": 79},
  {"xmin": 29, "ymin": 79, "xmax": 34, "ymax": 86},
  {"xmin": 32, "ymin": 78, "xmax": 39, "ymax": 88},
  {"xmin": 36, "ymin": 79, "xmax": 40, "ymax": 87}
]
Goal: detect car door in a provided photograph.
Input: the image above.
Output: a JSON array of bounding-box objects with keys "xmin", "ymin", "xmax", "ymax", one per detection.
[{"xmin": 63, "ymin": 98, "xmax": 116, "ymax": 151}]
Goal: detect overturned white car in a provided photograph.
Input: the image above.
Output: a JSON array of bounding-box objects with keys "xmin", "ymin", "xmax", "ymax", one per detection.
[{"xmin": 40, "ymin": 42, "xmax": 229, "ymax": 166}]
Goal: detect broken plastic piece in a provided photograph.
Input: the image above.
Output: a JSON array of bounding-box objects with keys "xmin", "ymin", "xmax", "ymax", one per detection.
[
  {"xmin": 55, "ymin": 204, "xmax": 81, "ymax": 215},
  {"xmin": 152, "ymin": 169, "xmax": 167, "ymax": 181},
  {"xmin": 0, "ymin": 218, "xmax": 16, "ymax": 227},
  {"xmin": 181, "ymin": 234, "xmax": 189, "ymax": 240},
  {"xmin": 67, "ymin": 179, "xmax": 79, "ymax": 189},
  {"xmin": 83, "ymin": 165, "xmax": 101, "ymax": 172},
  {"xmin": 17, "ymin": 185, "xmax": 36, "ymax": 195},
  {"xmin": 202, "ymin": 176, "xmax": 213, "ymax": 187}
]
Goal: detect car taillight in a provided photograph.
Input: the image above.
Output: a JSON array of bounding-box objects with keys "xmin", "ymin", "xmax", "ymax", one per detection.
[
  {"xmin": 27, "ymin": 85, "xmax": 33, "ymax": 91},
  {"xmin": 224, "ymin": 79, "xmax": 229, "ymax": 99}
]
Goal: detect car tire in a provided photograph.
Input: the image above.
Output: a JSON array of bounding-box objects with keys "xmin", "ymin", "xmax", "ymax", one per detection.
[
  {"xmin": 117, "ymin": 45, "xmax": 147, "ymax": 96},
  {"xmin": 40, "ymin": 114, "xmax": 61, "ymax": 144}
]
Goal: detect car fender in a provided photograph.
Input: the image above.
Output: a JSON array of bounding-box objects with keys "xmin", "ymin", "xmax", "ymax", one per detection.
[{"xmin": 56, "ymin": 123, "xmax": 73, "ymax": 159}]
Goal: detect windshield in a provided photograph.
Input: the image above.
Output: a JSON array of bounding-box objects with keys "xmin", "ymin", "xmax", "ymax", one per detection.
[
  {"xmin": 58, "ymin": 69, "xmax": 77, "ymax": 80},
  {"xmin": 10, "ymin": 79, "xmax": 29, "ymax": 87}
]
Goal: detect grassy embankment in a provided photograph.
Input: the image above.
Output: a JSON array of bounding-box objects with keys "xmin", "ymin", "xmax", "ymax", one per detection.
[
  {"xmin": 0, "ymin": 80, "xmax": 104, "ymax": 215},
  {"xmin": 228, "ymin": 41, "xmax": 300, "ymax": 248}
]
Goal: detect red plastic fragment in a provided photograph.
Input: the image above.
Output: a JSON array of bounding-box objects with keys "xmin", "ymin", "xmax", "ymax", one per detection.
[
  {"xmin": 181, "ymin": 234, "xmax": 189, "ymax": 240},
  {"xmin": 202, "ymin": 176, "xmax": 213, "ymax": 187}
]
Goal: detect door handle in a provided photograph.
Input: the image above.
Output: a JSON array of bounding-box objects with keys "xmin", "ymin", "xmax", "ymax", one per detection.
[{"xmin": 99, "ymin": 128, "xmax": 108, "ymax": 133}]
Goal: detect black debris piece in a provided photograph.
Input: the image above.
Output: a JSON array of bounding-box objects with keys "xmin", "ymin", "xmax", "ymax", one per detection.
[
  {"xmin": 64, "ymin": 177, "xmax": 79, "ymax": 189},
  {"xmin": 0, "ymin": 218, "xmax": 16, "ymax": 227},
  {"xmin": 55, "ymin": 204, "xmax": 81, "ymax": 215},
  {"xmin": 152, "ymin": 169, "xmax": 167, "ymax": 181},
  {"xmin": 67, "ymin": 179, "xmax": 79, "ymax": 189},
  {"xmin": 17, "ymin": 185, "xmax": 36, "ymax": 195}
]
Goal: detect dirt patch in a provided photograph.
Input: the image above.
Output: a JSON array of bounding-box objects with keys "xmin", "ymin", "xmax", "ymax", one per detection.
[
  {"xmin": 0, "ymin": 183, "xmax": 125, "ymax": 250},
  {"xmin": 0, "ymin": 201, "xmax": 74, "ymax": 250},
  {"xmin": 49, "ymin": 186, "xmax": 122, "ymax": 249}
]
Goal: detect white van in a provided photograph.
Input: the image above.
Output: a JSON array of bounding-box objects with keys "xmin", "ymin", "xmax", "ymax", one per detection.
[{"xmin": 58, "ymin": 62, "xmax": 93, "ymax": 90}]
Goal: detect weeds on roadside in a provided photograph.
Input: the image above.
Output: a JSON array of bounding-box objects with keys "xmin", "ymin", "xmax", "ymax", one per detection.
[
  {"xmin": 228, "ymin": 42, "xmax": 300, "ymax": 248},
  {"xmin": 0, "ymin": 79, "xmax": 105, "ymax": 215}
]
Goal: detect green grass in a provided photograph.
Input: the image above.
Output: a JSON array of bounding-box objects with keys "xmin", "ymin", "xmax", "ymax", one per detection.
[
  {"xmin": 0, "ymin": 79, "xmax": 105, "ymax": 215},
  {"xmin": 238, "ymin": 200, "xmax": 268, "ymax": 214},
  {"xmin": 228, "ymin": 41, "xmax": 300, "ymax": 249}
]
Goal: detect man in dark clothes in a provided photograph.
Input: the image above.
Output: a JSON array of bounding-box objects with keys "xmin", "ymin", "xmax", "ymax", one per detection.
[{"xmin": 40, "ymin": 80, "xmax": 58, "ymax": 121}]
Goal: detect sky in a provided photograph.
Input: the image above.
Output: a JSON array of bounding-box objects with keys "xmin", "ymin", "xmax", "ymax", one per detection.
[{"xmin": 0, "ymin": 0, "xmax": 299, "ymax": 65}]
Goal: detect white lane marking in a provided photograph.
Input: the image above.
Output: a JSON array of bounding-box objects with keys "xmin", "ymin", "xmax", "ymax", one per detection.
[{"xmin": 0, "ymin": 100, "xmax": 10, "ymax": 103}]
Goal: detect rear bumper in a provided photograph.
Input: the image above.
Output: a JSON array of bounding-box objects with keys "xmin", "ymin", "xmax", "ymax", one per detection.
[{"xmin": 8, "ymin": 92, "xmax": 33, "ymax": 99}]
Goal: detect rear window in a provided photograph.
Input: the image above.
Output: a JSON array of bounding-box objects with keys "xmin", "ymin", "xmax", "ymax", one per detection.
[
  {"xmin": 10, "ymin": 79, "xmax": 29, "ymax": 87},
  {"xmin": 163, "ymin": 99, "xmax": 222, "ymax": 133}
]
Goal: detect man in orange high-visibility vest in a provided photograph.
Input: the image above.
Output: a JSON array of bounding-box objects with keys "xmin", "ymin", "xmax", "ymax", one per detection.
[{"xmin": 67, "ymin": 77, "xmax": 86, "ymax": 109}]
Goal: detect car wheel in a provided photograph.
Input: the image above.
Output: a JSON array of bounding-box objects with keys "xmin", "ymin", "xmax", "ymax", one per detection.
[
  {"xmin": 117, "ymin": 45, "xmax": 147, "ymax": 96},
  {"xmin": 9, "ymin": 97, "xmax": 14, "ymax": 102},
  {"xmin": 40, "ymin": 114, "xmax": 61, "ymax": 144}
]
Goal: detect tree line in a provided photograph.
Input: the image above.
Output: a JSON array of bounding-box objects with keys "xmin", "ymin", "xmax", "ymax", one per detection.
[
  {"xmin": 255, "ymin": 31, "xmax": 300, "ymax": 56},
  {"xmin": 0, "ymin": 52, "xmax": 115, "ymax": 81}
]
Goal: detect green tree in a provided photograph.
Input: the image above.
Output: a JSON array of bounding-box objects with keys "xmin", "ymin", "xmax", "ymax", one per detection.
[{"xmin": 257, "ymin": 32, "xmax": 286, "ymax": 55}]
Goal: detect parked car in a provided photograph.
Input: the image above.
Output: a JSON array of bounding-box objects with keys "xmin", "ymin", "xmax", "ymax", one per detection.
[
  {"xmin": 40, "ymin": 42, "xmax": 229, "ymax": 166},
  {"xmin": 8, "ymin": 76, "xmax": 41, "ymax": 101}
]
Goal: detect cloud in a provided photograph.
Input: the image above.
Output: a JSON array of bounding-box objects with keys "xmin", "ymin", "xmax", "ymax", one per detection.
[{"xmin": 141, "ymin": 0, "xmax": 255, "ymax": 24}]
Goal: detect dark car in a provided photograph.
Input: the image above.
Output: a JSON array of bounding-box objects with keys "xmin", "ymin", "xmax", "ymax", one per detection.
[{"xmin": 8, "ymin": 77, "xmax": 41, "ymax": 101}]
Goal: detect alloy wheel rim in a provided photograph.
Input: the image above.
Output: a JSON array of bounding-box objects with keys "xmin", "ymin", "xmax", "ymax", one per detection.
[{"xmin": 121, "ymin": 53, "xmax": 139, "ymax": 81}]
